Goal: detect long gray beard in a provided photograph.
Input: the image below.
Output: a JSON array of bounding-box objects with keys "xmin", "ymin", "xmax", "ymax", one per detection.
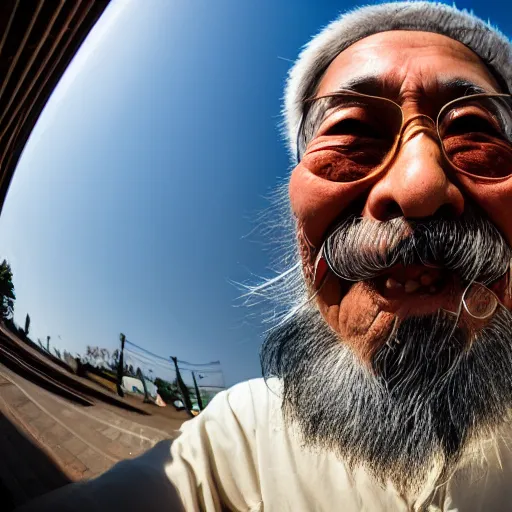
[{"xmin": 261, "ymin": 304, "xmax": 512, "ymax": 493}]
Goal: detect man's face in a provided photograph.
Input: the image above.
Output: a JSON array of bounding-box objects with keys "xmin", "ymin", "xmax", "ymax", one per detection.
[
  {"xmin": 263, "ymin": 29, "xmax": 512, "ymax": 491},
  {"xmin": 289, "ymin": 30, "xmax": 512, "ymax": 362}
]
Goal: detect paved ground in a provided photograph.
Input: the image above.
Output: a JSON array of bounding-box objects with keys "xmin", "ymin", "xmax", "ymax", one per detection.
[{"xmin": 0, "ymin": 361, "xmax": 188, "ymax": 510}]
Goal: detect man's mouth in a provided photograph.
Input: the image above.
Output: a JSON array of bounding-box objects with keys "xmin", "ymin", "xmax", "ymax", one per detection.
[
  {"xmin": 358, "ymin": 264, "xmax": 460, "ymax": 317},
  {"xmin": 331, "ymin": 263, "xmax": 510, "ymax": 318}
]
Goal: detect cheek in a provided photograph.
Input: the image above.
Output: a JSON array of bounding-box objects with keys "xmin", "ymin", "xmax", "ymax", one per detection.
[
  {"xmin": 289, "ymin": 161, "xmax": 372, "ymax": 249},
  {"xmin": 458, "ymin": 177, "xmax": 512, "ymax": 244}
]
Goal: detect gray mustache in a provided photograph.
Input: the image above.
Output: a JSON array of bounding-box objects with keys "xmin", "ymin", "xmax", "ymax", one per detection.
[{"xmin": 323, "ymin": 213, "xmax": 512, "ymax": 285}]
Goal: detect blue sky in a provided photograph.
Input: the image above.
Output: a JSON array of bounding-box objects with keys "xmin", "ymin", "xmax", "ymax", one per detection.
[{"xmin": 0, "ymin": 0, "xmax": 511, "ymax": 386}]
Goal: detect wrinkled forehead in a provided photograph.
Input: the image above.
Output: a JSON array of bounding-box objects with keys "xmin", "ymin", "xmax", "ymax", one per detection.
[{"xmin": 315, "ymin": 31, "xmax": 502, "ymax": 104}]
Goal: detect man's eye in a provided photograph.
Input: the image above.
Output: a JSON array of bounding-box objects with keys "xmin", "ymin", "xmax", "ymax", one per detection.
[
  {"xmin": 324, "ymin": 118, "xmax": 381, "ymax": 138},
  {"xmin": 445, "ymin": 114, "xmax": 503, "ymax": 138}
]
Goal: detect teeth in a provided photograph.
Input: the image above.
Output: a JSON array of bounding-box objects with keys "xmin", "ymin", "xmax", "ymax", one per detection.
[
  {"xmin": 382, "ymin": 270, "xmax": 443, "ymax": 294},
  {"xmin": 385, "ymin": 277, "xmax": 402, "ymax": 289},
  {"xmin": 404, "ymin": 280, "xmax": 421, "ymax": 293}
]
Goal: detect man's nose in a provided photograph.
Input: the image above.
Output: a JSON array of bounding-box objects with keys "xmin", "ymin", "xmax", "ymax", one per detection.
[{"xmin": 363, "ymin": 130, "xmax": 465, "ymax": 221}]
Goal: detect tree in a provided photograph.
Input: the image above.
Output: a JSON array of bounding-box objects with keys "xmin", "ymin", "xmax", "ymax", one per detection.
[
  {"xmin": 0, "ymin": 260, "xmax": 15, "ymax": 320},
  {"xmin": 109, "ymin": 349, "xmax": 120, "ymax": 371},
  {"xmin": 99, "ymin": 347, "xmax": 110, "ymax": 366},
  {"xmin": 84, "ymin": 346, "xmax": 111, "ymax": 368},
  {"xmin": 24, "ymin": 313, "xmax": 30, "ymax": 336}
]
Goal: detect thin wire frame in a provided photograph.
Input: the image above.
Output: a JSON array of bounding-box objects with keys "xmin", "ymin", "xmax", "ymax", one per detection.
[{"xmin": 296, "ymin": 90, "xmax": 512, "ymax": 183}]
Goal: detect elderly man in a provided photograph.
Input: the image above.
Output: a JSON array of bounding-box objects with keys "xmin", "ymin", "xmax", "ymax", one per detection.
[{"xmin": 18, "ymin": 1, "xmax": 512, "ymax": 511}]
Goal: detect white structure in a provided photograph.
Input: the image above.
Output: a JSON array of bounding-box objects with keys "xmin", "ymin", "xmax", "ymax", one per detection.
[{"xmin": 121, "ymin": 376, "xmax": 158, "ymax": 399}]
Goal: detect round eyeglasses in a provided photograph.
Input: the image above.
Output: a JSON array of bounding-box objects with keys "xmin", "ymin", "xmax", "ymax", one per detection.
[{"xmin": 296, "ymin": 91, "xmax": 512, "ymax": 183}]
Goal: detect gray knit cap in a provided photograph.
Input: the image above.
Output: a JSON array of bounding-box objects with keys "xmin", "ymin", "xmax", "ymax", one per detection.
[{"xmin": 284, "ymin": 1, "xmax": 512, "ymax": 160}]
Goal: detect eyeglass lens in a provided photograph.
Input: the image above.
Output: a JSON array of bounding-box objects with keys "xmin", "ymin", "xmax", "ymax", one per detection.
[
  {"xmin": 299, "ymin": 94, "xmax": 512, "ymax": 182},
  {"xmin": 439, "ymin": 95, "xmax": 512, "ymax": 179}
]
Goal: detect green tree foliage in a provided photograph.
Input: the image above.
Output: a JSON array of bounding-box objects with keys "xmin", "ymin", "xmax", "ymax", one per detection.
[
  {"xmin": 0, "ymin": 260, "xmax": 15, "ymax": 320},
  {"xmin": 24, "ymin": 313, "xmax": 30, "ymax": 335}
]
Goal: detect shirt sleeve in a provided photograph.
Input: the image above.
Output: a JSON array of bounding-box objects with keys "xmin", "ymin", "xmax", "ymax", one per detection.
[{"xmin": 15, "ymin": 380, "xmax": 264, "ymax": 512}]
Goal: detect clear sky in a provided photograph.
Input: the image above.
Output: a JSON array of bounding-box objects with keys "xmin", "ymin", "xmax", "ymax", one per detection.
[{"xmin": 0, "ymin": 0, "xmax": 510, "ymax": 386}]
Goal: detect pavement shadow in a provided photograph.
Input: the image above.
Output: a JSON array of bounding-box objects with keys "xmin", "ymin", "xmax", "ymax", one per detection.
[{"xmin": 0, "ymin": 411, "xmax": 70, "ymax": 511}]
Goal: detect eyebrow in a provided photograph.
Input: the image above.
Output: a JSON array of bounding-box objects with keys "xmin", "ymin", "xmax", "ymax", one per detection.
[
  {"xmin": 332, "ymin": 75, "xmax": 490, "ymax": 102},
  {"xmin": 333, "ymin": 75, "xmax": 393, "ymax": 97},
  {"xmin": 437, "ymin": 78, "xmax": 489, "ymax": 96}
]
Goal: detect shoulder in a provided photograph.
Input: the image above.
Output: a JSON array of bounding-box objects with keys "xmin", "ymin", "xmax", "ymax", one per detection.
[
  {"xmin": 194, "ymin": 377, "xmax": 282, "ymax": 430},
  {"xmin": 212, "ymin": 377, "xmax": 281, "ymax": 409}
]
